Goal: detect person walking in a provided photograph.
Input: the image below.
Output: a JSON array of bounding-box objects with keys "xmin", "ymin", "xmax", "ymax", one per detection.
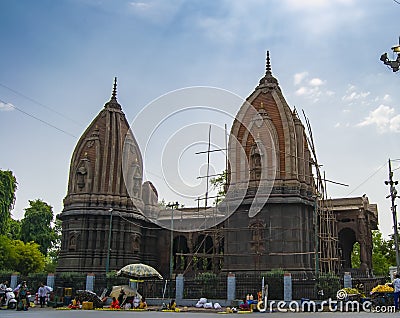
[
  {"xmin": 17, "ymin": 282, "xmax": 28, "ymax": 311},
  {"xmin": 37, "ymin": 283, "xmax": 52, "ymax": 308},
  {"xmin": 393, "ymin": 273, "xmax": 400, "ymax": 311}
]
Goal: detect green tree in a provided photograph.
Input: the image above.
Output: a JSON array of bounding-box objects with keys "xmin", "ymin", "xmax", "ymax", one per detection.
[
  {"xmin": 351, "ymin": 242, "xmax": 360, "ymax": 268},
  {"xmin": 0, "ymin": 235, "xmax": 46, "ymax": 274},
  {"xmin": 0, "ymin": 235, "xmax": 13, "ymax": 270},
  {"xmin": 0, "ymin": 170, "xmax": 17, "ymax": 234},
  {"xmin": 351, "ymin": 230, "xmax": 397, "ymax": 275},
  {"xmin": 210, "ymin": 170, "xmax": 227, "ymax": 204},
  {"xmin": 372, "ymin": 230, "xmax": 396, "ymax": 275},
  {"xmin": 12, "ymin": 240, "xmax": 45, "ymax": 275},
  {"xmin": 8, "ymin": 218, "xmax": 21, "ymax": 240},
  {"xmin": 20, "ymin": 199, "xmax": 56, "ymax": 256},
  {"xmin": 45, "ymin": 218, "xmax": 62, "ymax": 272}
]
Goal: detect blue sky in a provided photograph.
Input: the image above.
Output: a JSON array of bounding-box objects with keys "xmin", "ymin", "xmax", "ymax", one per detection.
[{"xmin": 1, "ymin": 0, "xmax": 400, "ymax": 237}]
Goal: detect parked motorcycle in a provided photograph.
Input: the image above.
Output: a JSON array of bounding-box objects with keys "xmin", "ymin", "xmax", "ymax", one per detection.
[{"xmin": 1, "ymin": 288, "xmax": 17, "ymax": 309}]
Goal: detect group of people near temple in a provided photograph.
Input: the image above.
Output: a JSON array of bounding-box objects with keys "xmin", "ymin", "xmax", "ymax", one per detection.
[{"xmin": 110, "ymin": 288, "xmax": 147, "ymax": 310}]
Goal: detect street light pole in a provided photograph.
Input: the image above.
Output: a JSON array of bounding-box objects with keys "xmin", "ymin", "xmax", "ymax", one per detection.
[
  {"xmin": 167, "ymin": 202, "xmax": 179, "ymax": 280},
  {"xmin": 380, "ymin": 36, "xmax": 400, "ymax": 72},
  {"xmin": 385, "ymin": 159, "xmax": 400, "ymax": 273},
  {"xmin": 105, "ymin": 208, "xmax": 113, "ymax": 274}
]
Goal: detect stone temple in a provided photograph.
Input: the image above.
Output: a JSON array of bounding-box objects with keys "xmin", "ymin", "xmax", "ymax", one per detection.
[{"xmin": 57, "ymin": 53, "xmax": 378, "ymax": 276}]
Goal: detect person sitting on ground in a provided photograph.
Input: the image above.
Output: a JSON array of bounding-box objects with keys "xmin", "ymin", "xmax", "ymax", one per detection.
[
  {"xmin": 139, "ymin": 297, "xmax": 147, "ymax": 309},
  {"xmin": 68, "ymin": 297, "xmax": 80, "ymax": 309},
  {"xmin": 124, "ymin": 300, "xmax": 132, "ymax": 310},
  {"xmin": 118, "ymin": 288, "xmax": 125, "ymax": 306},
  {"xmin": 169, "ymin": 299, "xmax": 176, "ymax": 310},
  {"xmin": 239, "ymin": 298, "xmax": 249, "ymax": 310},
  {"xmin": 110, "ymin": 297, "xmax": 120, "ymax": 309}
]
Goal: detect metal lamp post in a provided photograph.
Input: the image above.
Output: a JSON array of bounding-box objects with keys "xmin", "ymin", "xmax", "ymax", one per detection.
[
  {"xmin": 380, "ymin": 37, "xmax": 400, "ymax": 72},
  {"xmin": 105, "ymin": 208, "xmax": 113, "ymax": 274},
  {"xmin": 167, "ymin": 202, "xmax": 179, "ymax": 279},
  {"xmin": 385, "ymin": 159, "xmax": 400, "ymax": 273}
]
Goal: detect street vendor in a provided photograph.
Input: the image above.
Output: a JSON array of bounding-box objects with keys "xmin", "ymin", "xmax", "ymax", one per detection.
[
  {"xmin": 118, "ymin": 288, "xmax": 126, "ymax": 306},
  {"xmin": 68, "ymin": 297, "xmax": 81, "ymax": 309},
  {"xmin": 393, "ymin": 273, "xmax": 400, "ymax": 310},
  {"xmin": 169, "ymin": 299, "xmax": 176, "ymax": 310},
  {"xmin": 110, "ymin": 297, "xmax": 120, "ymax": 309},
  {"xmin": 239, "ymin": 298, "xmax": 249, "ymax": 310},
  {"xmin": 139, "ymin": 297, "xmax": 147, "ymax": 309}
]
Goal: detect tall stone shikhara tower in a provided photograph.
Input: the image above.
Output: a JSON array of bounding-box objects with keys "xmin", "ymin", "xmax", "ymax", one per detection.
[
  {"xmin": 57, "ymin": 79, "xmax": 161, "ymax": 273},
  {"xmin": 224, "ymin": 52, "xmax": 316, "ymax": 272}
]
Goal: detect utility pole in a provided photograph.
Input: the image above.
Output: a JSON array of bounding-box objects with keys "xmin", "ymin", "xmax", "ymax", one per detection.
[
  {"xmin": 385, "ymin": 159, "xmax": 400, "ymax": 273},
  {"xmin": 105, "ymin": 208, "xmax": 113, "ymax": 274},
  {"xmin": 167, "ymin": 202, "xmax": 179, "ymax": 279}
]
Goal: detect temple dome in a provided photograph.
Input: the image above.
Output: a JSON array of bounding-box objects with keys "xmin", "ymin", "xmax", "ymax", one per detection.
[
  {"xmin": 63, "ymin": 78, "xmax": 144, "ymax": 213},
  {"xmin": 228, "ymin": 52, "xmax": 314, "ymax": 199}
]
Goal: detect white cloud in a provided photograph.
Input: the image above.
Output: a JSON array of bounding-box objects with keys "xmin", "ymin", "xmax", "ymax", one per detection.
[
  {"xmin": 294, "ymin": 72, "xmax": 308, "ymax": 85},
  {"xmin": 390, "ymin": 115, "xmax": 400, "ymax": 132},
  {"xmin": 342, "ymin": 84, "xmax": 370, "ymax": 103},
  {"xmin": 357, "ymin": 104, "xmax": 400, "ymax": 133},
  {"xmin": 283, "ymin": 0, "xmax": 354, "ymax": 10},
  {"xmin": 383, "ymin": 94, "xmax": 392, "ymax": 102},
  {"xmin": 0, "ymin": 102, "xmax": 14, "ymax": 111},
  {"xmin": 309, "ymin": 78, "xmax": 325, "ymax": 86},
  {"xmin": 326, "ymin": 90, "xmax": 335, "ymax": 96},
  {"xmin": 295, "ymin": 86, "xmax": 309, "ymax": 96},
  {"xmin": 280, "ymin": 0, "xmax": 360, "ymax": 38},
  {"xmin": 293, "ymin": 72, "xmax": 331, "ymax": 102},
  {"xmin": 130, "ymin": 1, "xmax": 150, "ymax": 9},
  {"xmin": 127, "ymin": 0, "xmax": 183, "ymax": 24}
]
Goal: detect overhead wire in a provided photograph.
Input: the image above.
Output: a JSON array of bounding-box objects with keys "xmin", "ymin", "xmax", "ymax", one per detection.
[
  {"xmin": 0, "ymin": 97, "xmax": 77, "ymax": 138},
  {"xmin": 0, "ymin": 82, "xmax": 83, "ymax": 126},
  {"xmin": 345, "ymin": 161, "xmax": 387, "ymax": 197}
]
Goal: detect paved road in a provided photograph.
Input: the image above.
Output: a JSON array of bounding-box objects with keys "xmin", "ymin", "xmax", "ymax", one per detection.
[{"xmin": 0, "ymin": 308, "xmax": 399, "ymax": 318}]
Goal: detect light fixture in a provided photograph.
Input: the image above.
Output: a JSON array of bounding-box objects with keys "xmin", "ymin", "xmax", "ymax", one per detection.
[{"xmin": 380, "ymin": 36, "xmax": 400, "ymax": 72}]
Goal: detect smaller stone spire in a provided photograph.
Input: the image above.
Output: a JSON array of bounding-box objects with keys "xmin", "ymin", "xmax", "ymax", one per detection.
[
  {"xmin": 258, "ymin": 50, "xmax": 279, "ymax": 88},
  {"xmin": 112, "ymin": 77, "xmax": 117, "ymax": 100},
  {"xmin": 266, "ymin": 50, "xmax": 272, "ymax": 75},
  {"xmin": 104, "ymin": 77, "xmax": 122, "ymax": 110}
]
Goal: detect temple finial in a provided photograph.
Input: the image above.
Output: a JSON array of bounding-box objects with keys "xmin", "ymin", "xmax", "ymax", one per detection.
[
  {"xmin": 266, "ymin": 50, "xmax": 271, "ymax": 74},
  {"xmin": 112, "ymin": 77, "xmax": 117, "ymax": 100}
]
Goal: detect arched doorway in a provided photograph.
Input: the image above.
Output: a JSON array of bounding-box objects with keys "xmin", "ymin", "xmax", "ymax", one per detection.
[
  {"xmin": 195, "ymin": 235, "xmax": 214, "ymax": 270},
  {"xmin": 173, "ymin": 235, "xmax": 189, "ymax": 271},
  {"xmin": 338, "ymin": 228, "xmax": 357, "ymax": 269}
]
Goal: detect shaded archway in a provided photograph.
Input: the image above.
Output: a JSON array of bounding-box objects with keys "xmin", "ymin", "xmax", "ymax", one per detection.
[
  {"xmin": 338, "ymin": 228, "xmax": 357, "ymax": 269},
  {"xmin": 173, "ymin": 235, "xmax": 189, "ymax": 271},
  {"xmin": 195, "ymin": 235, "xmax": 214, "ymax": 270}
]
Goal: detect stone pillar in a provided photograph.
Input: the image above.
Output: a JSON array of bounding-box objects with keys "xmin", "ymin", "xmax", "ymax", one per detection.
[
  {"xmin": 10, "ymin": 273, "xmax": 18, "ymax": 289},
  {"xmin": 47, "ymin": 273, "xmax": 55, "ymax": 289},
  {"xmin": 227, "ymin": 273, "xmax": 236, "ymax": 303},
  {"xmin": 176, "ymin": 274, "xmax": 184, "ymax": 301},
  {"xmin": 86, "ymin": 273, "xmax": 95, "ymax": 291},
  {"xmin": 283, "ymin": 273, "xmax": 292, "ymax": 302},
  {"xmin": 343, "ymin": 272, "xmax": 352, "ymax": 288}
]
